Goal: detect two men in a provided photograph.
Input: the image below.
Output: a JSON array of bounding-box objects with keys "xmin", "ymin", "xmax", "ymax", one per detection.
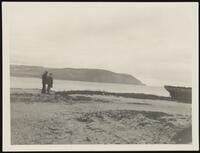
[{"xmin": 41, "ymin": 71, "xmax": 53, "ymax": 94}]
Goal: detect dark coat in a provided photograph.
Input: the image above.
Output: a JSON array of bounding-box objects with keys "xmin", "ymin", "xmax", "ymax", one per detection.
[
  {"xmin": 42, "ymin": 73, "xmax": 48, "ymax": 84},
  {"xmin": 47, "ymin": 76, "xmax": 53, "ymax": 87}
]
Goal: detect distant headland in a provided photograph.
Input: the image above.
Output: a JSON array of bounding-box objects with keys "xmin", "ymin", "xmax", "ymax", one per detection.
[{"xmin": 10, "ymin": 65, "xmax": 145, "ymax": 85}]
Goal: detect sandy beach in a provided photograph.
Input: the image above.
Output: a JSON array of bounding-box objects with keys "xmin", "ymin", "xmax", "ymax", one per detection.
[{"xmin": 11, "ymin": 88, "xmax": 192, "ymax": 144}]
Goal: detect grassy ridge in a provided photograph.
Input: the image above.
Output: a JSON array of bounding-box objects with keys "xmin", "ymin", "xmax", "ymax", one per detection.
[
  {"xmin": 56, "ymin": 90, "xmax": 191, "ymax": 103},
  {"xmin": 56, "ymin": 90, "xmax": 172, "ymax": 101}
]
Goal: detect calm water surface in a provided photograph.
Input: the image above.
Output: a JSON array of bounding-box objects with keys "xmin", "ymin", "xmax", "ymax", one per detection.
[{"xmin": 10, "ymin": 76, "xmax": 170, "ymax": 97}]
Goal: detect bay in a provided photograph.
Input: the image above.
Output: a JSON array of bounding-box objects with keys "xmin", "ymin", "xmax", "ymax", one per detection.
[{"xmin": 10, "ymin": 76, "xmax": 170, "ymax": 97}]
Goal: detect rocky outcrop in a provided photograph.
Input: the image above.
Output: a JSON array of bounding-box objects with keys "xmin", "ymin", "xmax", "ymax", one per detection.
[{"xmin": 164, "ymin": 85, "xmax": 192, "ymax": 103}]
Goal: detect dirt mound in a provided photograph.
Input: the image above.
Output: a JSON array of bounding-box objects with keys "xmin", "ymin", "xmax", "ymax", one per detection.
[
  {"xmin": 76, "ymin": 110, "xmax": 191, "ymax": 144},
  {"xmin": 77, "ymin": 110, "xmax": 173, "ymax": 122},
  {"xmin": 11, "ymin": 91, "xmax": 110, "ymax": 104},
  {"xmin": 10, "ymin": 93, "xmax": 57, "ymax": 103}
]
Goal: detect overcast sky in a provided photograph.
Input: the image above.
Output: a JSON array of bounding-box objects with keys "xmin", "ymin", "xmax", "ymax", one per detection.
[{"xmin": 4, "ymin": 2, "xmax": 198, "ymax": 86}]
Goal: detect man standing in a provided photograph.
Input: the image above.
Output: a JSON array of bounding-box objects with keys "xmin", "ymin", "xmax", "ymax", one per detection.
[
  {"xmin": 47, "ymin": 73, "xmax": 53, "ymax": 94},
  {"xmin": 41, "ymin": 71, "xmax": 48, "ymax": 94}
]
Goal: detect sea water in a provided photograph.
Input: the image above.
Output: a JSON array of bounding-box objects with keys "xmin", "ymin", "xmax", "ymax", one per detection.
[{"xmin": 10, "ymin": 76, "xmax": 170, "ymax": 97}]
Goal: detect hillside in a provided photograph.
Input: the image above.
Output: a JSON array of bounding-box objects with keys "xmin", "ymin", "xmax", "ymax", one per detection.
[{"xmin": 10, "ymin": 65, "xmax": 145, "ymax": 85}]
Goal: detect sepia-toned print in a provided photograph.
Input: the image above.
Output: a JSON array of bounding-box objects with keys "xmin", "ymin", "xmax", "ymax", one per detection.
[{"xmin": 3, "ymin": 2, "xmax": 199, "ymax": 151}]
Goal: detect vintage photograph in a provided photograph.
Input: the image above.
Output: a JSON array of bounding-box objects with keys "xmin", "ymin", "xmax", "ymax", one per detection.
[{"xmin": 2, "ymin": 2, "xmax": 199, "ymax": 151}]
